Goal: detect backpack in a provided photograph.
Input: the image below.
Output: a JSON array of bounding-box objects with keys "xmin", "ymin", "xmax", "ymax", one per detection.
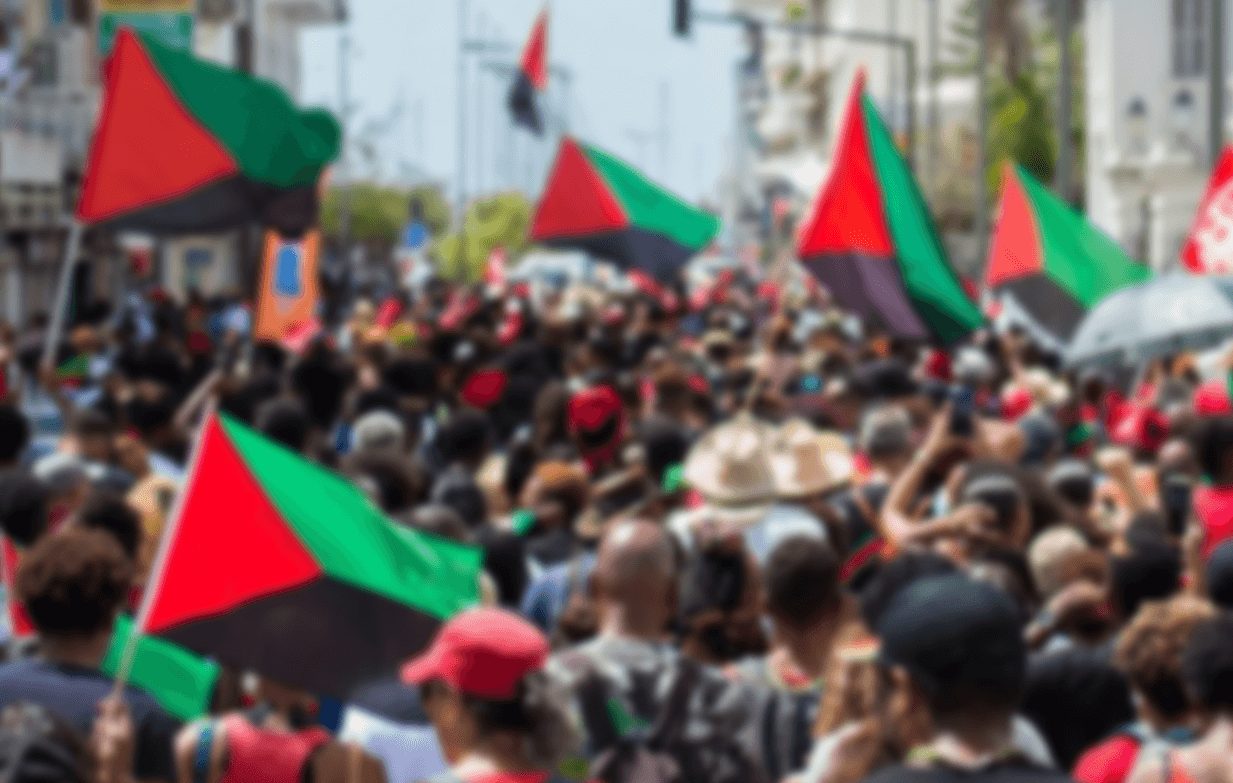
[{"xmin": 578, "ymin": 658, "xmax": 766, "ymax": 783}]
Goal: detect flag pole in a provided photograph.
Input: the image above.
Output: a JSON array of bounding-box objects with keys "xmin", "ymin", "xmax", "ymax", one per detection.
[
  {"xmin": 110, "ymin": 400, "xmax": 217, "ymax": 696},
  {"xmin": 41, "ymin": 221, "xmax": 84, "ymax": 370}
]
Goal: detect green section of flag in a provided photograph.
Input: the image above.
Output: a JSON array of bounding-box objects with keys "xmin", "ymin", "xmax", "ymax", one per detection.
[
  {"xmin": 218, "ymin": 415, "xmax": 482, "ymax": 621},
  {"xmin": 55, "ymin": 354, "xmax": 90, "ymax": 379},
  {"xmin": 101, "ymin": 614, "xmax": 218, "ymax": 721},
  {"xmin": 100, "ymin": 12, "xmax": 193, "ymax": 55},
  {"xmin": 583, "ymin": 144, "xmax": 720, "ymax": 251},
  {"xmin": 862, "ymin": 96, "xmax": 984, "ymax": 344},
  {"xmin": 139, "ymin": 32, "xmax": 340, "ymax": 189},
  {"xmin": 1015, "ymin": 166, "xmax": 1151, "ymax": 308}
]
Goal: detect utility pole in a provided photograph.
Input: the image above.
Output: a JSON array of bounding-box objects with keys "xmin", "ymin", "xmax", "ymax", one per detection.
[
  {"xmin": 456, "ymin": 0, "xmax": 469, "ymax": 226},
  {"xmin": 476, "ymin": 12, "xmax": 486, "ymax": 198},
  {"xmin": 1212, "ymin": 0, "xmax": 1226, "ymax": 167},
  {"xmin": 660, "ymin": 81, "xmax": 671, "ymax": 182},
  {"xmin": 928, "ymin": 0, "xmax": 940, "ymax": 195},
  {"xmin": 338, "ymin": 31, "xmax": 352, "ymax": 262},
  {"xmin": 1054, "ymin": 0, "xmax": 1073, "ymax": 203},
  {"xmin": 975, "ymin": 0, "xmax": 989, "ymax": 271},
  {"xmin": 237, "ymin": 0, "xmax": 256, "ymax": 293}
]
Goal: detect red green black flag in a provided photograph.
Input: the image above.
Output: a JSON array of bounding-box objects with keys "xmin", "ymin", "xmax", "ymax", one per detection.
[
  {"xmin": 135, "ymin": 413, "xmax": 483, "ymax": 698},
  {"xmin": 530, "ymin": 137, "xmax": 721, "ymax": 282},
  {"xmin": 795, "ymin": 72, "xmax": 983, "ymax": 344},
  {"xmin": 509, "ymin": 10, "xmax": 549, "ymax": 136},
  {"xmin": 77, "ymin": 29, "xmax": 340, "ymax": 236},
  {"xmin": 985, "ymin": 163, "xmax": 1152, "ymax": 342}
]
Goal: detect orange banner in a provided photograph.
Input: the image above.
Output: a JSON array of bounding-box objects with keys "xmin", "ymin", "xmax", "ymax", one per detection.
[{"xmin": 254, "ymin": 231, "xmax": 321, "ymax": 342}]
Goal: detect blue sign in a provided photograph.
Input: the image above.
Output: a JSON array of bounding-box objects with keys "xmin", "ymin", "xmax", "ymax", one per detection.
[
  {"xmin": 401, "ymin": 222, "xmax": 430, "ymax": 251},
  {"xmin": 274, "ymin": 243, "xmax": 303, "ymax": 297}
]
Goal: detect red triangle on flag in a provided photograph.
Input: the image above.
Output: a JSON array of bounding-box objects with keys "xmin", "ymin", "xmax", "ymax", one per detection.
[
  {"xmin": 796, "ymin": 71, "xmax": 894, "ymax": 258},
  {"xmin": 986, "ymin": 164, "xmax": 1046, "ymax": 287},
  {"xmin": 77, "ymin": 30, "xmax": 239, "ymax": 223},
  {"xmin": 531, "ymin": 138, "xmax": 629, "ymax": 239},
  {"xmin": 519, "ymin": 10, "xmax": 549, "ymax": 91},
  {"xmin": 140, "ymin": 416, "xmax": 322, "ymax": 635},
  {"xmin": 1183, "ymin": 146, "xmax": 1233, "ymax": 274}
]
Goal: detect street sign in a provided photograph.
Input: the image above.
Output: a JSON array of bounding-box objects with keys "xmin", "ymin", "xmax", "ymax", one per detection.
[{"xmin": 99, "ymin": 0, "xmax": 194, "ymax": 55}]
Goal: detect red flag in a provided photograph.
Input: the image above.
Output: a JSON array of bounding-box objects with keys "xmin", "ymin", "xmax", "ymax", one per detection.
[
  {"xmin": 484, "ymin": 247, "xmax": 508, "ymax": 290},
  {"xmin": 1183, "ymin": 146, "xmax": 1233, "ymax": 274},
  {"xmin": 519, "ymin": 10, "xmax": 549, "ymax": 91},
  {"xmin": 509, "ymin": 10, "xmax": 549, "ymax": 135},
  {"xmin": 375, "ymin": 296, "xmax": 403, "ymax": 329}
]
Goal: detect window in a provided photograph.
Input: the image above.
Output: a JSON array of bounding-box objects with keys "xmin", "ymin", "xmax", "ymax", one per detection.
[{"xmin": 1173, "ymin": 0, "xmax": 1206, "ymax": 78}]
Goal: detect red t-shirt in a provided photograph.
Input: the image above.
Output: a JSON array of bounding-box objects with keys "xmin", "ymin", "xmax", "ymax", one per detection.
[
  {"xmin": 1193, "ymin": 485, "xmax": 1233, "ymax": 558},
  {"xmin": 463, "ymin": 774, "xmax": 550, "ymax": 783},
  {"xmin": 1072, "ymin": 735, "xmax": 1140, "ymax": 783}
]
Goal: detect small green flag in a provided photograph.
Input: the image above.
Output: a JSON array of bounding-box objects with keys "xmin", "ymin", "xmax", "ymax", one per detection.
[
  {"xmin": 512, "ymin": 509, "xmax": 537, "ymax": 537},
  {"xmin": 101, "ymin": 614, "xmax": 219, "ymax": 721},
  {"xmin": 661, "ymin": 463, "xmax": 686, "ymax": 494}
]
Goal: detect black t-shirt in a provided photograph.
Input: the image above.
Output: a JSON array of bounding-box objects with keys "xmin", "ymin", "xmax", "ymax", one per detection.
[
  {"xmin": 863, "ymin": 761, "xmax": 1075, "ymax": 783},
  {"xmin": 0, "ymin": 659, "xmax": 181, "ymax": 782}
]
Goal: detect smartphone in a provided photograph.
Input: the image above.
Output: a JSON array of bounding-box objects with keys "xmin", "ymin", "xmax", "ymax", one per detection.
[
  {"xmin": 950, "ymin": 386, "xmax": 975, "ymax": 437},
  {"xmin": 1160, "ymin": 473, "xmax": 1194, "ymax": 537}
]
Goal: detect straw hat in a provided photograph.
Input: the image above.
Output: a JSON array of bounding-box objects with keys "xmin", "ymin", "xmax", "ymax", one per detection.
[
  {"xmin": 683, "ymin": 414, "xmax": 777, "ymax": 513},
  {"xmin": 769, "ymin": 419, "xmax": 854, "ymax": 499}
]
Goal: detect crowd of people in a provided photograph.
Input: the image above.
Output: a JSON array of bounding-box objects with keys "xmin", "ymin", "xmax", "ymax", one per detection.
[{"xmin": 0, "ymin": 270, "xmax": 1230, "ymax": 783}]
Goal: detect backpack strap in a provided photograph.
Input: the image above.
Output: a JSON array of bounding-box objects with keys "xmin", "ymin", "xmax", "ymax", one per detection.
[
  {"xmin": 576, "ymin": 668, "xmax": 622, "ymax": 752},
  {"xmin": 646, "ymin": 657, "xmax": 702, "ymax": 751}
]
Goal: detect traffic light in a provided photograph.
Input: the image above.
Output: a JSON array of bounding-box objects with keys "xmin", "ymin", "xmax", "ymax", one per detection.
[{"xmin": 674, "ymin": 0, "xmax": 691, "ymax": 37}]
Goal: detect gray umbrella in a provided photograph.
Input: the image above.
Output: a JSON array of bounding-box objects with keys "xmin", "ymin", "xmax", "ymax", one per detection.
[{"xmin": 1067, "ymin": 274, "xmax": 1233, "ymax": 366}]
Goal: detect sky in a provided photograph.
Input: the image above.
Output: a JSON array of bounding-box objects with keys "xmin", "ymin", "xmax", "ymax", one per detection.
[{"xmin": 299, "ymin": 0, "xmax": 743, "ymax": 207}]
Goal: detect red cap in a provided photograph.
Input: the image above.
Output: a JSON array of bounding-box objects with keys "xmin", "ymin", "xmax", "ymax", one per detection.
[
  {"xmin": 400, "ymin": 608, "xmax": 549, "ymax": 699},
  {"xmin": 460, "ymin": 369, "xmax": 508, "ymax": 409},
  {"xmin": 1195, "ymin": 380, "xmax": 1233, "ymax": 417},
  {"xmin": 567, "ymin": 385, "xmax": 623, "ymax": 435}
]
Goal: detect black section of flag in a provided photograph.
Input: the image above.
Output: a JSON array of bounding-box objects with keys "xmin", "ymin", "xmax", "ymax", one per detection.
[{"xmin": 508, "ymin": 71, "xmax": 543, "ymax": 136}]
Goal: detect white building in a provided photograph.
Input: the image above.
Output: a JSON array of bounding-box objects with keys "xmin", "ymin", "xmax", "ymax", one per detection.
[
  {"xmin": 729, "ymin": 0, "xmax": 985, "ymax": 200},
  {"xmin": 1084, "ymin": 0, "xmax": 1228, "ymax": 270}
]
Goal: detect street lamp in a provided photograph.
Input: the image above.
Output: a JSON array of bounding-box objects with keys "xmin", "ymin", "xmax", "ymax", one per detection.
[
  {"xmin": 1172, "ymin": 88, "xmax": 1197, "ymax": 155},
  {"xmin": 1125, "ymin": 97, "xmax": 1148, "ymax": 156}
]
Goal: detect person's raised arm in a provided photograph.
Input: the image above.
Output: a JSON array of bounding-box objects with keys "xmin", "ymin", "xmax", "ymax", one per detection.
[{"xmin": 882, "ymin": 406, "xmax": 962, "ymax": 549}]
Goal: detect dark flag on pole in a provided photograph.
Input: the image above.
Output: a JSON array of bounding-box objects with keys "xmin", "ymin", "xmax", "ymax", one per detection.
[{"xmin": 508, "ymin": 9, "xmax": 548, "ymax": 135}]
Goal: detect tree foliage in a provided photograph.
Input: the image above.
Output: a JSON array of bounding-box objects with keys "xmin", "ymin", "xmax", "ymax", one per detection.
[
  {"xmin": 944, "ymin": 0, "xmax": 1084, "ymax": 205},
  {"xmin": 431, "ymin": 193, "xmax": 532, "ymax": 282},
  {"xmin": 320, "ymin": 183, "xmax": 451, "ymax": 245}
]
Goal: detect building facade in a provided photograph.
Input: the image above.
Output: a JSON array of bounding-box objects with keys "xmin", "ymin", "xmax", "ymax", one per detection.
[
  {"xmin": 0, "ymin": 0, "xmax": 344, "ymax": 325},
  {"xmin": 1084, "ymin": 0, "xmax": 1228, "ymax": 270},
  {"xmin": 726, "ymin": 0, "xmax": 1005, "ymax": 272}
]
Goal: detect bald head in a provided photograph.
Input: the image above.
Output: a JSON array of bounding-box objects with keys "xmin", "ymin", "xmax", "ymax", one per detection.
[{"xmin": 592, "ymin": 520, "xmax": 677, "ymax": 639}]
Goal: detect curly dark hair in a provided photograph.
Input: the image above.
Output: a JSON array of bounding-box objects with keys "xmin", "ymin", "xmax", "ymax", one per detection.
[
  {"xmin": 463, "ymin": 671, "xmax": 577, "ymax": 770},
  {"xmin": 78, "ymin": 491, "xmax": 142, "ymax": 561},
  {"xmin": 1182, "ymin": 612, "xmax": 1233, "ymax": 714},
  {"xmin": 765, "ymin": 536, "xmax": 841, "ymax": 627},
  {"xmin": 1114, "ymin": 596, "xmax": 1217, "ymax": 719},
  {"xmin": 17, "ymin": 529, "xmax": 132, "ymax": 638}
]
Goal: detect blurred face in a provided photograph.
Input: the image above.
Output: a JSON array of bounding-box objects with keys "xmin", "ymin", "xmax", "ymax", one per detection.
[
  {"xmin": 77, "ymin": 434, "xmax": 112, "ymax": 464},
  {"xmin": 421, "ymin": 681, "xmax": 478, "ymax": 764},
  {"xmin": 113, "ymin": 434, "xmax": 148, "ymax": 479}
]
